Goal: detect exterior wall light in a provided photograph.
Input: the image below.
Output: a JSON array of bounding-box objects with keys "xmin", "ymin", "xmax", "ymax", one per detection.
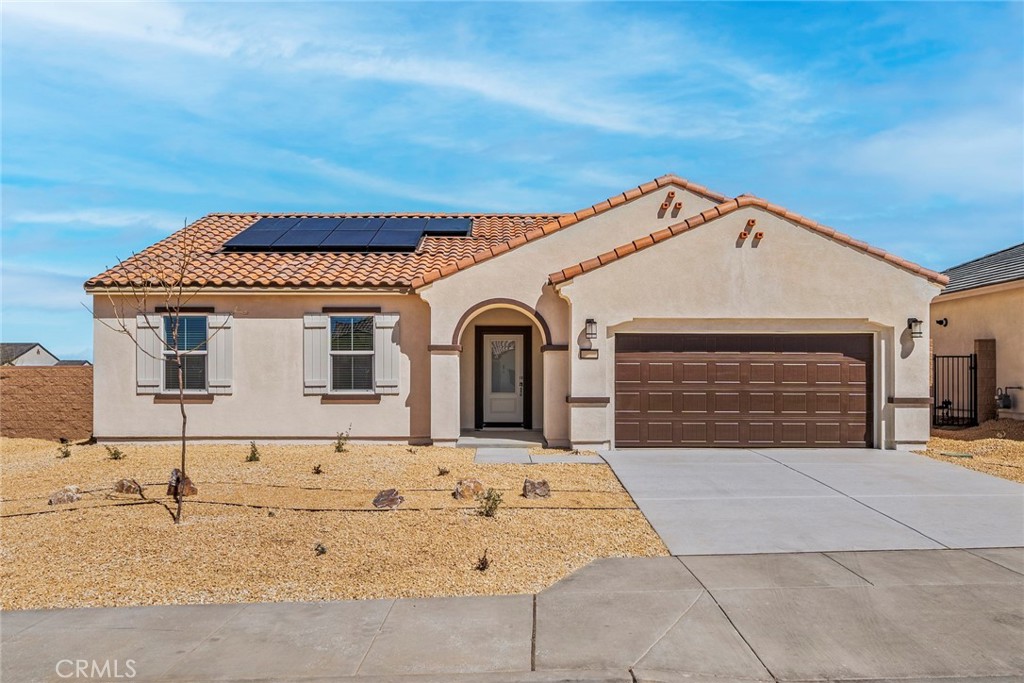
[
  {"xmin": 585, "ymin": 319, "xmax": 598, "ymax": 340},
  {"xmin": 907, "ymin": 318, "xmax": 924, "ymax": 338},
  {"xmin": 936, "ymin": 318, "xmax": 949, "ymax": 327}
]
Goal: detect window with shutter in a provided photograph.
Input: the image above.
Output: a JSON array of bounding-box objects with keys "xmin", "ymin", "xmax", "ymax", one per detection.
[
  {"xmin": 163, "ymin": 315, "xmax": 208, "ymax": 392},
  {"xmin": 329, "ymin": 316, "xmax": 374, "ymax": 392}
]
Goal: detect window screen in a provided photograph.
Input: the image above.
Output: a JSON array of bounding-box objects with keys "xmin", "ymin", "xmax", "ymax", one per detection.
[{"xmin": 330, "ymin": 316, "xmax": 374, "ymax": 391}]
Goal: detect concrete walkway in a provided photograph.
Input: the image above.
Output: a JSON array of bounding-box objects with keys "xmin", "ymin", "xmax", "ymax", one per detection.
[
  {"xmin": 3, "ymin": 549, "xmax": 1022, "ymax": 682},
  {"xmin": 602, "ymin": 448, "xmax": 1024, "ymax": 554},
  {"xmin": 474, "ymin": 447, "xmax": 605, "ymax": 464}
]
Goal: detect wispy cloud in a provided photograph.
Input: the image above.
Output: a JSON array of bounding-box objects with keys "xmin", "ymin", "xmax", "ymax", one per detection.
[{"xmin": 8, "ymin": 208, "xmax": 183, "ymax": 230}]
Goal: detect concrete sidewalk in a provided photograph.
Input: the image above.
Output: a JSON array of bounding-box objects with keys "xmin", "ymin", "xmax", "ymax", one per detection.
[
  {"xmin": 602, "ymin": 448, "xmax": 1024, "ymax": 554},
  {"xmin": 3, "ymin": 549, "xmax": 1023, "ymax": 682}
]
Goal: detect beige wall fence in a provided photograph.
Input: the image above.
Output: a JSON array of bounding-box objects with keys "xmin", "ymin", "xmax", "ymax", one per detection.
[{"xmin": 0, "ymin": 366, "xmax": 93, "ymax": 441}]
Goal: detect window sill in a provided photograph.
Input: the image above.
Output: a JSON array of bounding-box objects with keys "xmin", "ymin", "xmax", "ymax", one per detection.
[
  {"xmin": 152, "ymin": 394, "xmax": 215, "ymax": 404},
  {"xmin": 321, "ymin": 394, "xmax": 381, "ymax": 404}
]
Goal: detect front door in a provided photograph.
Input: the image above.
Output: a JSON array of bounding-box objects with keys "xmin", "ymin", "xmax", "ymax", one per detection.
[{"xmin": 483, "ymin": 333, "xmax": 524, "ymax": 425}]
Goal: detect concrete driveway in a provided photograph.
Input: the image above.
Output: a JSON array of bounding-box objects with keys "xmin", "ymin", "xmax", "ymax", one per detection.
[{"xmin": 601, "ymin": 448, "xmax": 1024, "ymax": 555}]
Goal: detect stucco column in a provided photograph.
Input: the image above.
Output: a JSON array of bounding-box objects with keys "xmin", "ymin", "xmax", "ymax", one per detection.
[
  {"xmin": 975, "ymin": 339, "xmax": 997, "ymax": 422},
  {"xmin": 541, "ymin": 347, "xmax": 570, "ymax": 448},
  {"xmin": 429, "ymin": 348, "xmax": 461, "ymax": 446}
]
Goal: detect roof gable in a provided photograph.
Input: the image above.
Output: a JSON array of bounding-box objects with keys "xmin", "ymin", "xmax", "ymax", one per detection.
[
  {"xmin": 548, "ymin": 196, "xmax": 948, "ymax": 287},
  {"xmin": 1, "ymin": 343, "xmax": 48, "ymax": 365},
  {"xmin": 410, "ymin": 175, "xmax": 727, "ymax": 288}
]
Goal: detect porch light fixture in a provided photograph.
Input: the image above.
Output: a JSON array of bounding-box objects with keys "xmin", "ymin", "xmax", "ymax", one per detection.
[
  {"xmin": 936, "ymin": 318, "xmax": 949, "ymax": 327},
  {"xmin": 585, "ymin": 319, "xmax": 598, "ymax": 340},
  {"xmin": 907, "ymin": 318, "xmax": 924, "ymax": 338}
]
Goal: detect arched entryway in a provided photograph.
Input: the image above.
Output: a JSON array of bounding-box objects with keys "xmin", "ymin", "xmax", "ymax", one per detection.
[{"xmin": 455, "ymin": 301, "xmax": 549, "ymax": 432}]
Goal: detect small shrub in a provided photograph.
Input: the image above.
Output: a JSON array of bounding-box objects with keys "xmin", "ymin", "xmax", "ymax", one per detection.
[
  {"xmin": 475, "ymin": 549, "xmax": 490, "ymax": 572},
  {"xmin": 312, "ymin": 463, "xmax": 323, "ymax": 475},
  {"xmin": 314, "ymin": 542, "xmax": 328, "ymax": 556},
  {"xmin": 334, "ymin": 426, "xmax": 351, "ymax": 453},
  {"xmin": 437, "ymin": 466, "xmax": 450, "ymax": 477},
  {"xmin": 105, "ymin": 445, "xmax": 125, "ymax": 460},
  {"xmin": 246, "ymin": 441, "xmax": 261, "ymax": 462},
  {"xmin": 57, "ymin": 439, "xmax": 71, "ymax": 459},
  {"xmin": 477, "ymin": 488, "xmax": 503, "ymax": 518},
  {"xmin": 406, "ymin": 447, "xmax": 417, "ymax": 454},
  {"xmin": 267, "ymin": 510, "xmax": 276, "ymax": 517}
]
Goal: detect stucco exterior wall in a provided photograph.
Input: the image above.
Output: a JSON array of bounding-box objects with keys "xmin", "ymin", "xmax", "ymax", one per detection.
[
  {"xmin": 931, "ymin": 282, "xmax": 1024, "ymax": 416},
  {"xmin": 92, "ymin": 293, "xmax": 430, "ymax": 441},
  {"xmin": 7, "ymin": 345, "xmax": 60, "ymax": 366},
  {"xmin": 420, "ymin": 183, "xmax": 720, "ymax": 347},
  {"xmin": 557, "ymin": 205, "xmax": 941, "ymax": 449}
]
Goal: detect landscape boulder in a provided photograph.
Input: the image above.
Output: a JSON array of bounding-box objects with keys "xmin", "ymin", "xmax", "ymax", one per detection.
[
  {"xmin": 453, "ymin": 478, "xmax": 484, "ymax": 500},
  {"xmin": 48, "ymin": 486, "xmax": 81, "ymax": 506},
  {"xmin": 113, "ymin": 479, "xmax": 142, "ymax": 495},
  {"xmin": 522, "ymin": 478, "xmax": 551, "ymax": 499},
  {"xmin": 373, "ymin": 488, "xmax": 404, "ymax": 509},
  {"xmin": 166, "ymin": 469, "xmax": 198, "ymax": 497}
]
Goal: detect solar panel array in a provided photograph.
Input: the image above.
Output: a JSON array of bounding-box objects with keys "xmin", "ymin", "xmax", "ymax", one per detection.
[{"xmin": 222, "ymin": 217, "xmax": 472, "ymax": 252}]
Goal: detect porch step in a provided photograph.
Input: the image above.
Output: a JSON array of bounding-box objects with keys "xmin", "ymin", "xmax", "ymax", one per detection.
[{"xmin": 456, "ymin": 430, "xmax": 545, "ymax": 449}]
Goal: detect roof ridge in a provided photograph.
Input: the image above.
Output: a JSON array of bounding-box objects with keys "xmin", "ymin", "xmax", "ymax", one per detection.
[
  {"xmin": 410, "ymin": 174, "xmax": 729, "ymax": 288},
  {"xmin": 942, "ymin": 241, "xmax": 1024, "ymax": 274},
  {"xmin": 205, "ymin": 212, "xmax": 565, "ymax": 218},
  {"xmin": 547, "ymin": 195, "xmax": 948, "ymax": 287}
]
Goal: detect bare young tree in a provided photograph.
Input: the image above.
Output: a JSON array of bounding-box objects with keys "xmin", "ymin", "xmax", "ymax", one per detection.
[{"xmin": 89, "ymin": 222, "xmax": 224, "ymax": 523}]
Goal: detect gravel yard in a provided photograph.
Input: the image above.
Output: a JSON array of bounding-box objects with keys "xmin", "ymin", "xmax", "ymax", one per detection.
[
  {"xmin": 0, "ymin": 439, "xmax": 665, "ymax": 611},
  {"xmin": 917, "ymin": 419, "xmax": 1024, "ymax": 484}
]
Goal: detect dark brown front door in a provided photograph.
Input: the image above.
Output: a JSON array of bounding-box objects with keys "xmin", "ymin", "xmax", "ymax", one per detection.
[{"xmin": 615, "ymin": 334, "xmax": 873, "ymax": 448}]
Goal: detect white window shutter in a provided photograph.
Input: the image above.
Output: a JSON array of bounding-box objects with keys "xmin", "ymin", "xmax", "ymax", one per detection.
[
  {"xmin": 303, "ymin": 313, "xmax": 329, "ymax": 395},
  {"xmin": 136, "ymin": 314, "xmax": 163, "ymax": 394},
  {"xmin": 207, "ymin": 313, "xmax": 233, "ymax": 395},
  {"xmin": 374, "ymin": 312, "xmax": 400, "ymax": 395}
]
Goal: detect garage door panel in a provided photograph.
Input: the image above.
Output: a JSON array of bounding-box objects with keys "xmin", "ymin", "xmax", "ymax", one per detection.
[{"xmin": 615, "ymin": 333, "xmax": 873, "ymax": 448}]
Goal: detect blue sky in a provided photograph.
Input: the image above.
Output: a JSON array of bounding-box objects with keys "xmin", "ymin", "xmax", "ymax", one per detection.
[{"xmin": 2, "ymin": 1, "xmax": 1022, "ymax": 361}]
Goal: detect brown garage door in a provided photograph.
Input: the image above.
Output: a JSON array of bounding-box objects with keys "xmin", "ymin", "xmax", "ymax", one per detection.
[{"xmin": 615, "ymin": 334, "xmax": 873, "ymax": 448}]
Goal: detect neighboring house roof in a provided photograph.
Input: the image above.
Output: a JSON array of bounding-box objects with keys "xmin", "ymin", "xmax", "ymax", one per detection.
[
  {"xmin": 56, "ymin": 360, "xmax": 92, "ymax": 366},
  {"xmin": 547, "ymin": 196, "xmax": 949, "ymax": 287},
  {"xmin": 939, "ymin": 242, "xmax": 1024, "ymax": 295},
  {"xmin": 1, "ymin": 343, "xmax": 50, "ymax": 365},
  {"xmin": 85, "ymin": 214, "xmax": 562, "ymax": 290}
]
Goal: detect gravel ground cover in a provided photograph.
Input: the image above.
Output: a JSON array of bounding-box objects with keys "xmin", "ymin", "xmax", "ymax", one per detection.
[
  {"xmin": 0, "ymin": 439, "xmax": 665, "ymax": 610},
  {"xmin": 917, "ymin": 419, "xmax": 1024, "ymax": 484}
]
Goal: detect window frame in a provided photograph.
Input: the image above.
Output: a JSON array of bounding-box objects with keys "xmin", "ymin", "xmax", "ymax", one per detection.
[
  {"xmin": 328, "ymin": 314, "xmax": 376, "ymax": 395},
  {"xmin": 161, "ymin": 315, "xmax": 209, "ymax": 394}
]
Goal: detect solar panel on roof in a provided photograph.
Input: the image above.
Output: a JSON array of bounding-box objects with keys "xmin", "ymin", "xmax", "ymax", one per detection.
[
  {"xmin": 320, "ymin": 230, "xmax": 379, "ymax": 249},
  {"xmin": 381, "ymin": 218, "xmax": 428, "ymax": 232},
  {"xmin": 292, "ymin": 218, "xmax": 343, "ymax": 231},
  {"xmin": 335, "ymin": 217, "xmax": 386, "ymax": 231},
  {"xmin": 224, "ymin": 228, "xmax": 290, "ymax": 248},
  {"xmin": 369, "ymin": 229, "xmax": 422, "ymax": 250},
  {"xmin": 423, "ymin": 218, "xmax": 472, "ymax": 235},
  {"xmin": 248, "ymin": 217, "xmax": 301, "ymax": 231},
  {"xmin": 272, "ymin": 231, "xmax": 332, "ymax": 248}
]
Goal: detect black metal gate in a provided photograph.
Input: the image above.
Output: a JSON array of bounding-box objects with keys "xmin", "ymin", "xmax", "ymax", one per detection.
[{"xmin": 932, "ymin": 354, "xmax": 977, "ymax": 427}]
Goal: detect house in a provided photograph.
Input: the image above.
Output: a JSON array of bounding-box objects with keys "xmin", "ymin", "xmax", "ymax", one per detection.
[
  {"xmin": 1, "ymin": 343, "xmax": 60, "ymax": 367},
  {"xmin": 85, "ymin": 175, "xmax": 947, "ymax": 449},
  {"xmin": 931, "ymin": 243, "xmax": 1024, "ymax": 422},
  {"xmin": 55, "ymin": 359, "xmax": 93, "ymax": 366}
]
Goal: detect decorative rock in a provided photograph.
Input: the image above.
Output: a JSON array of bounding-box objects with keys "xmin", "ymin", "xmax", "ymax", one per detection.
[
  {"xmin": 166, "ymin": 469, "xmax": 197, "ymax": 497},
  {"xmin": 453, "ymin": 478, "xmax": 484, "ymax": 500},
  {"xmin": 522, "ymin": 478, "xmax": 551, "ymax": 499},
  {"xmin": 373, "ymin": 488, "xmax": 404, "ymax": 509},
  {"xmin": 48, "ymin": 486, "xmax": 81, "ymax": 506},
  {"xmin": 113, "ymin": 479, "xmax": 142, "ymax": 495}
]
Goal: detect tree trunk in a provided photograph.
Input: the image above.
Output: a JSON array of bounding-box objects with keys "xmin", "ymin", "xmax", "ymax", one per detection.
[{"xmin": 176, "ymin": 351, "xmax": 187, "ymax": 524}]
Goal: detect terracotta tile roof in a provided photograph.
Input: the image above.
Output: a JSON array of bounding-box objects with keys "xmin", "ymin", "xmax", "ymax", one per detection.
[
  {"xmin": 84, "ymin": 214, "xmax": 562, "ymax": 290},
  {"xmin": 547, "ymin": 196, "xmax": 950, "ymax": 287},
  {"xmin": 409, "ymin": 175, "xmax": 728, "ymax": 288}
]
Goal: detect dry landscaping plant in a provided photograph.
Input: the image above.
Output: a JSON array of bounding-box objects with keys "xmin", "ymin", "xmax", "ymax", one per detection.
[
  {"xmin": 475, "ymin": 549, "xmax": 490, "ymax": 572},
  {"xmin": 335, "ymin": 427, "xmax": 351, "ymax": 453},
  {"xmin": 478, "ymin": 488, "xmax": 503, "ymax": 517},
  {"xmin": 56, "ymin": 439, "xmax": 71, "ymax": 459},
  {"xmin": 105, "ymin": 445, "xmax": 125, "ymax": 460},
  {"xmin": 314, "ymin": 542, "xmax": 328, "ymax": 556},
  {"xmin": 437, "ymin": 466, "xmax": 450, "ymax": 476},
  {"xmin": 312, "ymin": 463, "xmax": 323, "ymax": 475},
  {"xmin": 247, "ymin": 442, "xmax": 261, "ymax": 463}
]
